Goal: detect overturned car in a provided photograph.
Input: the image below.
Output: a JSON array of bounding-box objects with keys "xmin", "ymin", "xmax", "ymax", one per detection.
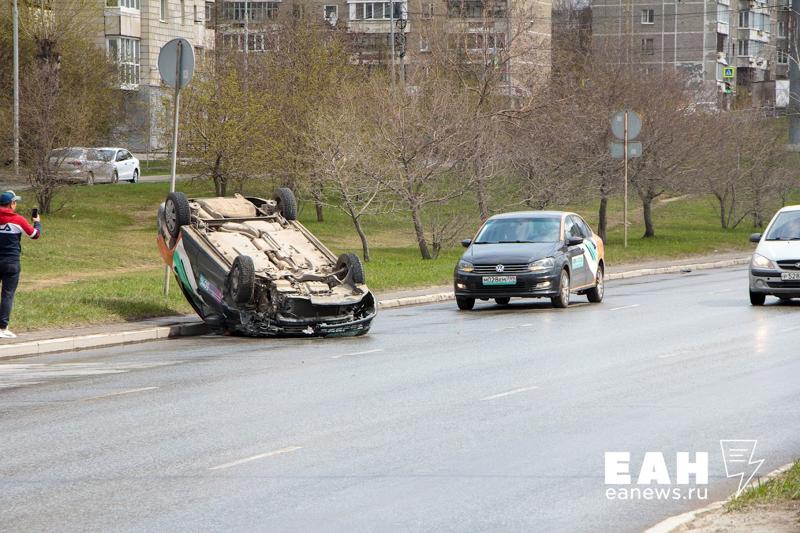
[{"xmin": 156, "ymin": 188, "xmax": 376, "ymax": 337}]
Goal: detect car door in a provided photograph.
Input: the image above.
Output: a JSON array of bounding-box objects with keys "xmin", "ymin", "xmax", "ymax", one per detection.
[
  {"xmin": 114, "ymin": 150, "xmax": 129, "ymax": 180},
  {"xmin": 564, "ymin": 216, "xmax": 589, "ymax": 286},
  {"xmin": 122, "ymin": 150, "xmax": 135, "ymax": 179},
  {"xmin": 575, "ymin": 216, "xmax": 600, "ymax": 283}
]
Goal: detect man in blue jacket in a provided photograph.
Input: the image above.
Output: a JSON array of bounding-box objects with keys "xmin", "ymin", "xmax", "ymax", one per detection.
[{"xmin": 0, "ymin": 191, "xmax": 41, "ymax": 339}]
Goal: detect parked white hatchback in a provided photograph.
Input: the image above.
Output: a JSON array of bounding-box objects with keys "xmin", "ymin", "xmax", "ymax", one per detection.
[
  {"xmin": 95, "ymin": 148, "xmax": 140, "ymax": 184},
  {"xmin": 749, "ymin": 205, "xmax": 800, "ymax": 305}
]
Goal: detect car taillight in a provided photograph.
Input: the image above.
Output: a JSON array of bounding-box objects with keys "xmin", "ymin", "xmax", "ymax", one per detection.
[{"xmin": 69, "ymin": 160, "xmax": 82, "ymax": 166}]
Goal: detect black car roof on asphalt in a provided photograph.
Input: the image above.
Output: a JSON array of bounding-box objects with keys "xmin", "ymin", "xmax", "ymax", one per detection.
[{"xmin": 488, "ymin": 211, "xmax": 568, "ymax": 220}]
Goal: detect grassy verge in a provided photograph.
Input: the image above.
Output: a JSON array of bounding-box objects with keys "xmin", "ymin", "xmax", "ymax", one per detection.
[
  {"xmin": 139, "ymin": 159, "xmax": 199, "ymax": 177},
  {"xmin": 727, "ymin": 461, "xmax": 800, "ymax": 511},
  {"xmin": 6, "ymin": 180, "xmax": 765, "ymax": 332}
]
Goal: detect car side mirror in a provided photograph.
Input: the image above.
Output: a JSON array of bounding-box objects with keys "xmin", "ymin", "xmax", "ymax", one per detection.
[
  {"xmin": 567, "ymin": 236, "xmax": 583, "ymax": 246},
  {"xmin": 749, "ymin": 233, "xmax": 762, "ymax": 243},
  {"xmin": 461, "ymin": 239, "xmax": 472, "ymax": 248}
]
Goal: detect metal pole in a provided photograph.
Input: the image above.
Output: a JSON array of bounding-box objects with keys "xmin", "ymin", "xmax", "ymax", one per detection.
[
  {"xmin": 790, "ymin": 0, "xmax": 800, "ymax": 145},
  {"xmin": 244, "ymin": 0, "xmax": 249, "ymax": 60},
  {"xmin": 390, "ymin": 0, "xmax": 396, "ymax": 88},
  {"xmin": 164, "ymin": 41, "xmax": 183, "ymax": 296},
  {"xmin": 623, "ymin": 111, "xmax": 629, "ymax": 248},
  {"xmin": 12, "ymin": 0, "xmax": 20, "ymax": 177}
]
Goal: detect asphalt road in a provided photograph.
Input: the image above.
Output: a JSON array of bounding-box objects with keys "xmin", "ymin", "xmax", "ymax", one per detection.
[{"xmin": 1, "ymin": 266, "xmax": 799, "ymax": 532}]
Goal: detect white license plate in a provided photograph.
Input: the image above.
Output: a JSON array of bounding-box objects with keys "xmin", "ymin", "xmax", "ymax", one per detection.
[
  {"xmin": 781, "ymin": 272, "xmax": 800, "ymax": 281},
  {"xmin": 482, "ymin": 276, "xmax": 517, "ymax": 286}
]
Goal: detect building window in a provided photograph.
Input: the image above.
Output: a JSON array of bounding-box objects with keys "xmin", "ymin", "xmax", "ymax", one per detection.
[
  {"xmin": 738, "ymin": 39, "xmax": 749, "ymax": 56},
  {"xmin": 354, "ymin": 2, "xmax": 402, "ymax": 20},
  {"xmin": 194, "ymin": 4, "xmax": 200, "ymax": 22},
  {"xmin": 641, "ymin": 9, "xmax": 654, "ymax": 24},
  {"xmin": 224, "ymin": 1, "xmax": 279, "ymax": 21},
  {"xmin": 641, "ymin": 38, "xmax": 654, "ymax": 55},
  {"xmin": 423, "ymin": 2, "xmax": 434, "ymax": 19},
  {"xmin": 181, "ymin": 0, "xmax": 186, "ymax": 24},
  {"xmin": 160, "ymin": 0, "xmax": 167, "ymax": 21},
  {"xmin": 778, "ymin": 49, "xmax": 789, "ymax": 64},
  {"xmin": 106, "ymin": 0, "xmax": 140, "ymax": 9},
  {"xmin": 778, "ymin": 20, "xmax": 786, "ymax": 37},
  {"xmin": 420, "ymin": 36, "xmax": 430, "ymax": 52},
  {"xmin": 107, "ymin": 36, "xmax": 140, "ymax": 89},
  {"xmin": 717, "ymin": 4, "xmax": 728, "ymax": 24},
  {"xmin": 324, "ymin": 5, "xmax": 338, "ymax": 24}
]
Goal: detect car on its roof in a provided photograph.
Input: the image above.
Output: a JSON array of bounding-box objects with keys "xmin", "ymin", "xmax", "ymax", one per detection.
[
  {"xmin": 156, "ymin": 188, "xmax": 376, "ymax": 337},
  {"xmin": 748, "ymin": 205, "xmax": 800, "ymax": 305},
  {"xmin": 454, "ymin": 211, "xmax": 605, "ymax": 310}
]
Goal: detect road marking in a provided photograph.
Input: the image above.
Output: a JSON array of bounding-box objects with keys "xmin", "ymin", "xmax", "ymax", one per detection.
[
  {"xmin": 480, "ymin": 386, "xmax": 539, "ymax": 401},
  {"xmin": 209, "ymin": 446, "xmax": 303, "ymax": 471},
  {"xmin": 331, "ymin": 349, "xmax": 383, "ymax": 359},
  {"xmin": 609, "ymin": 304, "xmax": 641, "ymax": 311},
  {"xmin": 79, "ymin": 387, "xmax": 158, "ymax": 401}
]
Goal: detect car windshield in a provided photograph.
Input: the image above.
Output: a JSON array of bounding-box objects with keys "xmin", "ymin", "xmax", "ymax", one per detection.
[
  {"xmin": 98, "ymin": 149, "xmax": 116, "ymax": 162},
  {"xmin": 765, "ymin": 211, "xmax": 800, "ymax": 240},
  {"xmin": 474, "ymin": 217, "xmax": 561, "ymax": 244}
]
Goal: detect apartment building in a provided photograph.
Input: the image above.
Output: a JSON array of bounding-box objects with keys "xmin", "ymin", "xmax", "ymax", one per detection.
[
  {"xmin": 591, "ymin": 0, "xmax": 783, "ymax": 107},
  {"xmin": 211, "ymin": 0, "xmax": 551, "ymax": 93},
  {"xmin": 101, "ymin": 0, "xmax": 216, "ymax": 149}
]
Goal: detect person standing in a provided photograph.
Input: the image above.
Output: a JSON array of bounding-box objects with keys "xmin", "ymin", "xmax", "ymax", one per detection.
[{"xmin": 0, "ymin": 191, "xmax": 41, "ymax": 338}]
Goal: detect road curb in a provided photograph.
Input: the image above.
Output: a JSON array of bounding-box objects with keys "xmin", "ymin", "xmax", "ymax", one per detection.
[
  {"xmin": 642, "ymin": 461, "xmax": 796, "ymax": 533},
  {"xmin": 0, "ymin": 256, "xmax": 749, "ymax": 359}
]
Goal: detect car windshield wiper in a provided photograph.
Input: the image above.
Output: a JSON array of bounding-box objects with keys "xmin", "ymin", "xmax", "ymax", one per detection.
[
  {"xmin": 498, "ymin": 240, "xmax": 538, "ymax": 244},
  {"xmin": 472, "ymin": 241, "xmax": 494, "ymax": 244},
  {"xmin": 766, "ymin": 237, "xmax": 800, "ymax": 241}
]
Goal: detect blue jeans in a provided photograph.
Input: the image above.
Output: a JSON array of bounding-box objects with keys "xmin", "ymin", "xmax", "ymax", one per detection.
[{"xmin": 0, "ymin": 262, "xmax": 20, "ymax": 329}]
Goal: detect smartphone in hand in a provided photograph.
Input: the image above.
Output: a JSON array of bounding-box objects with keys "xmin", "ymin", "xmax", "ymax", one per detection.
[{"xmin": 31, "ymin": 208, "xmax": 39, "ymax": 219}]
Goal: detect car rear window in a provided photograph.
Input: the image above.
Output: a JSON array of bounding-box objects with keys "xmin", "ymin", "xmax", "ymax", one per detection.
[
  {"xmin": 765, "ymin": 211, "xmax": 800, "ymax": 240},
  {"xmin": 475, "ymin": 217, "xmax": 561, "ymax": 243}
]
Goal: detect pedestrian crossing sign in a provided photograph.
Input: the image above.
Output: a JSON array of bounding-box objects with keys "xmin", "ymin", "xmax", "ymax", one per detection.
[{"xmin": 723, "ymin": 67, "xmax": 735, "ymax": 79}]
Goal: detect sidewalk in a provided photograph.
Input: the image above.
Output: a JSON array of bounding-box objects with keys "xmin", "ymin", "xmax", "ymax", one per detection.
[{"xmin": 0, "ymin": 250, "xmax": 751, "ymax": 359}]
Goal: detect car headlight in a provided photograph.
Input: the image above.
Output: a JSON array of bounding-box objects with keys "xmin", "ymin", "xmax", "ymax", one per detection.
[
  {"xmin": 751, "ymin": 253, "xmax": 778, "ymax": 270},
  {"xmin": 457, "ymin": 260, "xmax": 474, "ymax": 273},
  {"xmin": 529, "ymin": 257, "xmax": 555, "ymax": 272}
]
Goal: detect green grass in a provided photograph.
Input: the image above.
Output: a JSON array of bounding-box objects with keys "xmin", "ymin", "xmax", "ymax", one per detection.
[
  {"xmin": 727, "ymin": 461, "xmax": 800, "ymax": 511},
  {"xmin": 139, "ymin": 159, "xmax": 199, "ymax": 177},
  {"xmin": 5, "ymin": 180, "xmax": 776, "ymax": 331}
]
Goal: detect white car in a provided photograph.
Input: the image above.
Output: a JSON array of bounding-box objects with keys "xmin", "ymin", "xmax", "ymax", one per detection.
[
  {"xmin": 749, "ymin": 205, "xmax": 800, "ymax": 305},
  {"xmin": 95, "ymin": 148, "xmax": 140, "ymax": 184}
]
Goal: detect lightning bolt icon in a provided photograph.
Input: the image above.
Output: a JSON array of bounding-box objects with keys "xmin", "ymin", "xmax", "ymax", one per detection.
[{"xmin": 720, "ymin": 440, "xmax": 765, "ymax": 497}]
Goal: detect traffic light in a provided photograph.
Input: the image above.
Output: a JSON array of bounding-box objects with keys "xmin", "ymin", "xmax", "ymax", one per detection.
[{"xmin": 723, "ymin": 82, "xmax": 732, "ymax": 95}]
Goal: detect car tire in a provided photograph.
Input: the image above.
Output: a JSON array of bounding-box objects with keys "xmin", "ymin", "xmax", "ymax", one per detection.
[
  {"xmin": 551, "ymin": 269, "xmax": 570, "ymax": 308},
  {"xmin": 586, "ymin": 264, "xmax": 604, "ymax": 303},
  {"xmin": 273, "ymin": 187, "xmax": 298, "ymax": 221},
  {"xmin": 749, "ymin": 291, "xmax": 766, "ymax": 306},
  {"xmin": 457, "ymin": 296, "xmax": 475, "ymax": 310},
  {"xmin": 131, "ymin": 169, "xmax": 139, "ymax": 183},
  {"xmin": 86, "ymin": 172, "xmax": 95, "ymax": 186},
  {"xmin": 495, "ymin": 297, "xmax": 511, "ymax": 305},
  {"xmin": 335, "ymin": 252, "xmax": 366, "ymax": 285},
  {"xmin": 228, "ymin": 255, "xmax": 256, "ymax": 305},
  {"xmin": 112, "ymin": 170, "xmax": 119, "ymax": 184},
  {"xmin": 164, "ymin": 191, "xmax": 191, "ymax": 239}
]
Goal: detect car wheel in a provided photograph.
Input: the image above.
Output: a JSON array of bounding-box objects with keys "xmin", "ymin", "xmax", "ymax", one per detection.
[
  {"xmin": 164, "ymin": 191, "xmax": 191, "ymax": 239},
  {"xmin": 551, "ymin": 269, "xmax": 570, "ymax": 308},
  {"xmin": 227, "ymin": 255, "xmax": 256, "ymax": 305},
  {"xmin": 586, "ymin": 264, "xmax": 604, "ymax": 303},
  {"xmin": 334, "ymin": 252, "xmax": 365, "ymax": 285},
  {"xmin": 456, "ymin": 296, "xmax": 475, "ymax": 310},
  {"xmin": 273, "ymin": 187, "xmax": 298, "ymax": 221},
  {"xmin": 86, "ymin": 172, "xmax": 95, "ymax": 186},
  {"xmin": 749, "ymin": 291, "xmax": 766, "ymax": 306},
  {"xmin": 112, "ymin": 170, "xmax": 119, "ymax": 183},
  {"xmin": 495, "ymin": 297, "xmax": 510, "ymax": 305},
  {"xmin": 131, "ymin": 169, "xmax": 139, "ymax": 183}
]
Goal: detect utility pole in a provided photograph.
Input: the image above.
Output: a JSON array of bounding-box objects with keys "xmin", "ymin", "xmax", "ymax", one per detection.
[
  {"xmin": 13, "ymin": 0, "xmax": 20, "ymax": 177},
  {"xmin": 244, "ymin": 0, "xmax": 249, "ymax": 71},
  {"xmin": 390, "ymin": 0, "xmax": 396, "ymax": 88},
  {"xmin": 790, "ymin": 0, "xmax": 800, "ymax": 145}
]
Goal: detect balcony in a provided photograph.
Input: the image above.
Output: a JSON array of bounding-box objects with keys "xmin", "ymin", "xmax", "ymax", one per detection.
[
  {"xmin": 717, "ymin": 20, "xmax": 729, "ymax": 35},
  {"xmin": 104, "ymin": 7, "xmax": 141, "ymax": 38}
]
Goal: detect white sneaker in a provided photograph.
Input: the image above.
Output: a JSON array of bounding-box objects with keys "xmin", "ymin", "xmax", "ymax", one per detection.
[{"xmin": 0, "ymin": 328, "xmax": 17, "ymax": 339}]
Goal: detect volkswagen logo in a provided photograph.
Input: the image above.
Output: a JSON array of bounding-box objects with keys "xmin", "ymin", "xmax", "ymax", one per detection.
[
  {"xmin": 795, "ymin": 262, "xmax": 800, "ymax": 270},
  {"xmin": 496, "ymin": 264, "xmax": 505, "ymax": 273}
]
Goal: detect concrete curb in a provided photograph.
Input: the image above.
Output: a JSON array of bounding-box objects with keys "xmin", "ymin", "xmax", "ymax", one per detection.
[
  {"xmin": 643, "ymin": 461, "xmax": 796, "ymax": 533},
  {"xmin": 0, "ymin": 256, "xmax": 749, "ymax": 359}
]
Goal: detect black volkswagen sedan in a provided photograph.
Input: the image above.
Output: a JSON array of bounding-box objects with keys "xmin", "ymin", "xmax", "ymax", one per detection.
[{"xmin": 453, "ymin": 211, "xmax": 606, "ymax": 310}]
